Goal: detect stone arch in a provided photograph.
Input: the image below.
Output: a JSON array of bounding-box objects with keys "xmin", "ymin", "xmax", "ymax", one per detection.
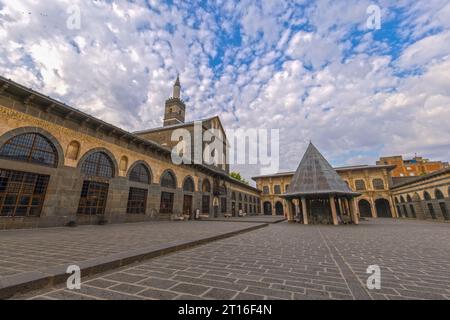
[
  {"xmin": 435, "ymin": 189, "xmax": 445, "ymax": 200},
  {"xmin": 375, "ymin": 198, "xmax": 392, "ymax": 218},
  {"xmin": 78, "ymin": 147, "xmax": 118, "ymax": 177},
  {"xmin": 423, "ymin": 191, "xmax": 432, "ymax": 201},
  {"xmin": 78, "ymin": 150, "xmax": 116, "ymax": 178},
  {"xmin": 355, "ymin": 179, "xmax": 366, "ymax": 191},
  {"xmin": 372, "ymin": 178, "xmax": 385, "ymax": 190},
  {"xmin": 263, "ymin": 201, "xmax": 272, "ymax": 215},
  {"xmin": 406, "ymin": 195, "xmax": 412, "ymax": 203},
  {"xmin": 119, "ymin": 155, "xmax": 129, "ymax": 172},
  {"xmin": 127, "ymin": 160, "xmax": 152, "ymax": 184},
  {"xmin": 202, "ymin": 178, "xmax": 211, "ymax": 193},
  {"xmin": 66, "ymin": 140, "xmax": 81, "ymax": 160},
  {"xmin": 275, "ymin": 201, "xmax": 284, "ymax": 216},
  {"xmin": 412, "ymin": 192, "xmax": 421, "ymax": 201},
  {"xmin": 400, "ymin": 196, "xmax": 406, "ymax": 203},
  {"xmin": 358, "ymin": 199, "xmax": 372, "ymax": 218},
  {"xmin": 160, "ymin": 169, "xmax": 177, "ymax": 189},
  {"xmin": 0, "ymin": 126, "xmax": 65, "ymax": 167},
  {"xmin": 183, "ymin": 176, "xmax": 195, "ymax": 192}
]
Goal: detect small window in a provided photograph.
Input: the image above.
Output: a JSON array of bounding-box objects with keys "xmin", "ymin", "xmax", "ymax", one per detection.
[
  {"xmin": 263, "ymin": 186, "xmax": 270, "ymax": 195},
  {"xmin": 274, "ymin": 185, "xmax": 281, "ymax": 194},
  {"xmin": 372, "ymin": 179, "xmax": 384, "ymax": 190},
  {"xmin": 355, "ymin": 180, "xmax": 366, "ymax": 191}
]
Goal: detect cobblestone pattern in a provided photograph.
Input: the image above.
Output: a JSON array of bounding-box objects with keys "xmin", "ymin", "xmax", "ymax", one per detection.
[
  {"xmin": 0, "ymin": 221, "xmax": 262, "ymax": 278},
  {"xmin": 11, "ymin": 219, "xmax": 450, "ymax": 300}
]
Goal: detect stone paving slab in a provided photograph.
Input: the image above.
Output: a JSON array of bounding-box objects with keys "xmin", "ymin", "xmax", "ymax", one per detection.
[
  {"xmin": 0, "ymin": 220, "xmax": 267, "ymax": 299},
  {"xmin": 202, "ymin": 216, "xmax": 286, "ymax": 224},
  {"xmin": 12, "ymin": 218, "xmax": 450, "ymax": 300}
]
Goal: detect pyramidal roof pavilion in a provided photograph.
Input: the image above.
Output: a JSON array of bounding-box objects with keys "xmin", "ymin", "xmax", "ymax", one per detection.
[
  {"xmin": 283, "ymin": 142, "xmax": 360, "ymax": 225},
  {"xmin": 285, "ymin": 142, "xmax": 359, "ymax": 197}
]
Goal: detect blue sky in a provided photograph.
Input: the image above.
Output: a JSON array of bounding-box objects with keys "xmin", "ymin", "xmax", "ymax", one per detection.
[{"xmin": 0, "ymin": 0, "xmax": 449, "ymax": 181}]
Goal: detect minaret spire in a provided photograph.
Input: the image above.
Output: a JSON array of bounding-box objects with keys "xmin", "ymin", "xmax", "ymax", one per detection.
[
  {"xmin": 173, "ymin": 74, "xmax": 181, "ymax": 99},
  {"xmin": 163, "ymin": 75, "xmax": 186, "ymax": 126}
]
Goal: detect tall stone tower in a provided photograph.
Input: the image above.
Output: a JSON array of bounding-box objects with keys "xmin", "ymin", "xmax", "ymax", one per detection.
[{"xmin": 163, "ymin": 76, "xmax": 186, "ymax": 127}]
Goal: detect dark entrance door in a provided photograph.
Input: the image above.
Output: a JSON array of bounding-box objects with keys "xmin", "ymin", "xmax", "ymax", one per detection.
[
  {"xmin": 427, "ymin": 203, "xmax": 436, "ymax": 219},
  {"xmin": 358, "ymin": 199, "xmax": 372, "ymax": 218},
  {"xmin": 310, "ymin": 199, "xmax": 331, "ymax": 224},
  {"xmin": 263, "ymin": 202, "xmax": 272, "ymax": 215},
  {"xmin": 231, "ymin": 202, "xmax": 236, "ymax": 216},
  {"xmin": 275, "ymin": 202, "xmax": 284, "ymax": 216},
  {"xmin": 202, "ymin": 195, "xmax": 210, "ymax": 215},
  {"xmin": 375, "ymin": 199, "xmax": 392, "ymax": 218},
  {"xmin": 183, "ymin": 195, "xmax": 193, "ymax": 217},
  {"xmin": 160, "ymin": 192, "xmax": 174, "ymax": 214}
]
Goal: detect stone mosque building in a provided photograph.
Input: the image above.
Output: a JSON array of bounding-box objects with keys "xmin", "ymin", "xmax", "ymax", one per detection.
[
  {"xmin": 0, "ymin": 76, "xmax": 260, "ymax": 229},
  {"xmin": 0, "ymin": 75, "xmax": 449, "ymax": 230}
]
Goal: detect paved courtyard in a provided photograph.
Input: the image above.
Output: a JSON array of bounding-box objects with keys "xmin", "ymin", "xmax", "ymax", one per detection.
[
  {"xmin": 0, "ymin": 220, "xmax": 264, "ymax": 278},
  {"xmin": 11, "ymin": 219, "xmax": 450, "ymax": 300}
]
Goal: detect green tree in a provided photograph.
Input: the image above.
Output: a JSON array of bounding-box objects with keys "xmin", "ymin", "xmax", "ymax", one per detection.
[{"xmin": 230, "ymin": 172, "xmax": 249, "ymax": 185}]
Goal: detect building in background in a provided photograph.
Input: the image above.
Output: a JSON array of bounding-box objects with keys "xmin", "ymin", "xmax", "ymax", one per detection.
[
  {"xmin": 253, "ymin": 162, "xmax": 397, "ymax": 220},
  {"xmin": 377, "ymin": 155, "xmax": 449, "ymax": 178}
]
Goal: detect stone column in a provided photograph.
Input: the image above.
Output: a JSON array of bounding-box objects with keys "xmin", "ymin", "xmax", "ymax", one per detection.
[
  {"xmin": 301, "ymin": 197, "xmax": 309, "ymax": 225},
  {"xmin": 349, "ymin": 198, "xmax": 360, "ymax": 225},
  {"xmin": 286, "ymin": 199, "xmax": 294, "ymax": 222},
  {"xmin": 329, "ymin": 196, "xmax": 339, "ymax": 225},
  {"xmin": 370, "ymin": 197, "xmax": 377, "ymax": 218},
  {"xmin": 389, "ymin": 196, "xmax": 398, "ymax": 218}
]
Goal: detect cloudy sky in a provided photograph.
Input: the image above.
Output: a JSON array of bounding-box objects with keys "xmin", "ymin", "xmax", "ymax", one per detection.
[{"xmin": 1, "ymin": 0, "xmax": 449, "ymax": 181}]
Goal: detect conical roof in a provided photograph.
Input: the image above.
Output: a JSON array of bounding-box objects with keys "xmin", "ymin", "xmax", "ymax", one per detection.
[{"xmin": 284, "ymin": 143, "xmax": 359, "ymax": 197}]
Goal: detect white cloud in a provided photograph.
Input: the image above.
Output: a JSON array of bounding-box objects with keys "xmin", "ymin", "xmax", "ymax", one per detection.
[{"xmin": 0, "ymin": 0, "xmax": 449, "ymax": 183}]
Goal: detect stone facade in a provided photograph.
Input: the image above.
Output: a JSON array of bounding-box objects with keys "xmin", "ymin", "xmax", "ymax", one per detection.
[
  {"xmin": 390, "ymin": 168, "xmax": 450, "ymax": 221},
  {"xmin": 0, "ymin": 76, "xmax": 260, "ymax": 230}
]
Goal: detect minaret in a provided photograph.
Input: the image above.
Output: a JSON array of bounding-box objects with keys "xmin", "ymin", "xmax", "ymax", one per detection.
[{"xmin": 163, "ymin": 76, "xmax": 186, "ymax": 127}]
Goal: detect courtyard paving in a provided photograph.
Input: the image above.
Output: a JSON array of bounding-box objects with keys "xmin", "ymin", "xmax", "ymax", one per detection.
[
  {"xmin": 0, "ymin": 220, "xmax": 266, "ymax": 279},
  {"xmin": 11, "ymin": 219, "xmax": 450, "ymax": 300}
]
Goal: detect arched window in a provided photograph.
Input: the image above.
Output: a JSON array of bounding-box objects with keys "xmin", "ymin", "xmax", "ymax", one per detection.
[
  {"xmin": 372, "ymin": 178, "xmax": 384, "ymax": 190},
  {"xmin": 183, "ymin": 177, "xmax": 195, "ymax": 192},
  {"xmin": 161, "ymin": 171, "xmax": 176, "ymax": 189},
  {"xmin": 355, "ymin": 179, "xmax": 366, "ymax": 191},
  {"xmin": 424, "ymin": 191, "xmax": 432, "ymax": 201},
  {"xmin": 244, "ymin": 195, "xmax": 248, "ymax": 202},
  {"xmin": 400, "ymin": 196, "xmax": 405, "ymax": 203},
  {"xmin": 406, "ymin": 195, "xmax": 412, "ymax": 203},
  {"xmin": 129, "ymin": 164, "xmax": 151, "ymax": 184},
  {"xmin": 239, "ymin": 193, "xmax": 242, "ymax": 201},
  {"xmin": 274, "ymin": 185, "xmax": 281, "ymax": 194},
  {"xmin": 81, "ymin": 152, "xmax": 114, "ymax": 178},
  {"xmin": 0, "ymin": 133, "xmax": 58, "ymax": 167},
  {"xmin": 435, "ymin": 189, "xmax": 444, "ymax": 200},
  {"xmin": 202, "ymin": 179, "xmax": 211, "ymax": 193}
]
